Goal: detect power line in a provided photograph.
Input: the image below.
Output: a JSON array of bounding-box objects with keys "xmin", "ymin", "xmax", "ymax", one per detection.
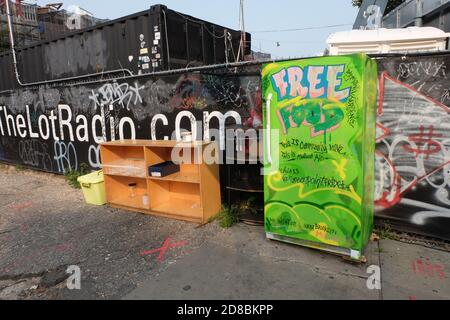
[
  {"xmin": 250, "ymin": 23, "xmax": 352, "ymax": 33},
  {"xmin": 250, "ymin": 38, "xmax": 324, "ymax": 44}
]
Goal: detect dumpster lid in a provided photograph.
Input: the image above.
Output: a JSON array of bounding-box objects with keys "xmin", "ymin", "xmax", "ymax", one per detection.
[{"xmin": 77, "ymin": 170, "xmax": 104, "ymax": 184}]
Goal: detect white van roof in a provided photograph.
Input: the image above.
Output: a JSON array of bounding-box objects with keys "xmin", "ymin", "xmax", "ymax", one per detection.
[
  {"xmin": 327, "ymin": 27, "xmax": 449, "ymax": 55},
  {"xmin": 327, "ymin": 27, "xmax": 448, "ymax": 45}
]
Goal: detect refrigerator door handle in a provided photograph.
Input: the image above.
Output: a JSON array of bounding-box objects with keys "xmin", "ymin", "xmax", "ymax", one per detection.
[{"xmin": 265, "ymin": 93, "xmax": 273, "ymax": 165}]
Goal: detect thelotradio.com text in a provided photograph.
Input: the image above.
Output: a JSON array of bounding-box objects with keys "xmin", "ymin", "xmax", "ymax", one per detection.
[{"xmin": 0, "ymin": 104, "xmax": 280, "ymax": 172}]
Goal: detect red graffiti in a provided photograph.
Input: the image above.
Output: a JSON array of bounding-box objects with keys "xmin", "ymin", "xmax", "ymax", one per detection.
[
  {"xmin": 11, "ymin": 201, "xmax": 33, "ymax": 211},
  {"xmin": 141, "ymin": 237, "xmax": 188, "ymax": 263},
  {"xmin": 375, "ymin": 72, "xmax": 450, "ymax": 209},
  {"xmin": 411, "ymin": 259, "xmax": 445, "ymax": 279},
  {"xmin": 403, "ymin": 126, "xmax": 443, "ymax": 159},
  {"xmin": 375, "ymin": 150, "xmax": 402, "ymax": 208},
  {"xmin": 376, "ymin": 123, "xmax": 390, "ymax": 143}
]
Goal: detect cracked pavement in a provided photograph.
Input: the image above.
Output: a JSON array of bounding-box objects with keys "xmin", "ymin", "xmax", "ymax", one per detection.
[{"xmin": 1, "ymin": 164, "xmax": 449, "ymax": 300}]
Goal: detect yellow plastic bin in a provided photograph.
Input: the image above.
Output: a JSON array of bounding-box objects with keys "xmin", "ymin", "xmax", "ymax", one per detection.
[{"xmin": 77, "ymin": 170, "xmax": 107, "ymax": 206}]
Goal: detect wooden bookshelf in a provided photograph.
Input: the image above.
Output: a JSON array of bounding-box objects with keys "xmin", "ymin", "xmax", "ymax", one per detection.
[{"xmin": 100, "ymin": 140, "xmax": 221, "ymax": 224}]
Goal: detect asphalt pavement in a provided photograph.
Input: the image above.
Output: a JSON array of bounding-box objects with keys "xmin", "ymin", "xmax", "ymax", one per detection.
[{"xmin": 0, "ymin": 164, "xmax": 448, "ymax": 300}]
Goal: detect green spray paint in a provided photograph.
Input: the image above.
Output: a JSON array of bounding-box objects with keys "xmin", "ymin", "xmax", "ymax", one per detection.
[{"xmin": 262, "ymin": 54, "xmax": 377, "ymax": 256}]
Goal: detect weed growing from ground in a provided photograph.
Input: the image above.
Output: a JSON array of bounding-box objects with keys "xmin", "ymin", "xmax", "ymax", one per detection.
[
  {"xmin": 64, "ymin": 163, "xmax": 90, "ymax": 189},
  {"xmin": 208, "ymin": 205, "xmax": 239, "ymax": 228}
]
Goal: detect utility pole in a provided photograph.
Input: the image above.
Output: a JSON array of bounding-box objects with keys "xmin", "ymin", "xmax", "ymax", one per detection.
[
  {"xmin": 239, "ymin": 0, "xmax": 246, "ymax": 61},
  {"xmin": 415, "ymin": 0, "xmax": 423, "ymax": 27}
]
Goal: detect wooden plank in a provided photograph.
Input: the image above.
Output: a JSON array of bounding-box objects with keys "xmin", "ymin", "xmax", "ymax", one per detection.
[
  {"xmin": 109, "ymin": 195, "xmax": 149, "ymax": 211},
  {"xmin": 103, "ymin": 158, "xmax": 147, "ymax": 178},
  {"xmin": 101, "ymin": 139, "xmax": 210, "ymax": 148},
  {"xmin": 150, "ymin": 196, "xmax": 202, "ymax": 218},
  {"xmin": 109, "ymin": 204, "xmax": 202, "ymax": 224},
  {"xmin": 147, "ymin": 179, "xmax": 170, "ymax": 208},
  {"xmin": 148, "ymin": 172, "xmax": 200, "ymax": 184},
  {"xmin": 109, "ymin": 204, "xmax": 150, "ymax": 216},
  {"xmin": 148, "ymin": 210, "xmax": 203, "ymax": 224},
  {"xmin": 101, "ymin": 145, "xmax": 144, "ymax": 161},
  {"xmin": 199, "ymin": 143, "xmax": 222, "ymax": 223}
]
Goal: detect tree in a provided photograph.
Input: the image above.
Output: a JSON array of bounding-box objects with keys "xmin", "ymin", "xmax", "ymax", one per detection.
[{"xmin": 352, "ymin": 0, "xmax": 406, "ymax": 14}]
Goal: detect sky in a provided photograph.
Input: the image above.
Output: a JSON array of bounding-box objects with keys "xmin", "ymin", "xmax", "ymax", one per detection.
[{"xmin": 31, "ymin": 0, "xmax": 360, "ymax": 59}]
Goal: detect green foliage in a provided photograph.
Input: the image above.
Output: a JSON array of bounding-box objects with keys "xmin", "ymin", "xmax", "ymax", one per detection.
[
  {"xmin": 208, "ymin": 197, "xmax": 260, "ymax": 228},
  {"xmin": 208, "ymin": 205, "xmax": 240, "ymax": 228},
  {"xmin": 15, "ymin": 164, "xmax": 25, "ymax": 172},
  {"xmin": 352, "ymin": 0, "xmax": 405, "ymax": 14},
  {"xmin": 237, "ymin": 196, "xmax": 258, "ymax": 215},
  {"xmin": 64, "ymin": 163, "xmax": 90, "ymax": 189},
  {"xmin": 377, "ymin": 224, "xmax": 395, "ymax": 240}
]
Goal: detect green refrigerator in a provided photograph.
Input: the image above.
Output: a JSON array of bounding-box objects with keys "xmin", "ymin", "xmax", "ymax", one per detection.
[{"xmin": 262, "ymin": 54, "xmax": 378, "ymax": 260}]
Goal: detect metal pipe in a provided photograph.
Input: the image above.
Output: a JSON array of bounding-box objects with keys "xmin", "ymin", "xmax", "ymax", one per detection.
[
  {"xmin": 224, "ymin": 29, "xmax": 229, "ymax": 64},
  {"xmin": 415, "ymin": 0, "xmax": 424, "ymax": 27},
  {"xmin": 162, "ymin": 9, "xmax": 171, "ymax": 70},
  {"xmin": 82, "ymin": 59, "xmax": 264, "ymax": 84},
  {"xmin": 4, "ymin": 49, "xmax": 449, "ymax": 94},
  {"xmin": 13, "ymin": 68, "xmax": 133, "ymax": 87},
  {"xmin": 3, "ymin": 49, "xmax": 450, "ymax": 94},
  {"xmin": 0, "ymin": 58, "xmax": 263, "ymax": 94},
  {"xmin": 239, "ymin": 0, "xmax": 246, "ymax": 61},
  {"xmin": 5, "ymin": 0, "xmax": 25, "ymax": 86},
  {"xmin": 2, "ymin": 48, "xmax": 329, "ymax": 94}
]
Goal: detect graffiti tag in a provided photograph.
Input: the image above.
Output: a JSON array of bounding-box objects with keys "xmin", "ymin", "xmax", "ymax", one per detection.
[
  {"xmin": 89, "ymin": 82, "xmax": 144, "ymax": 110},
  {"xmin": 277, "ymin": 101, "xmax": 344, "ymax": 136},
  {"xmin": 18, "ymin": 140, "xmax": 53, "ymax": 171},
  {"xmin": 54, "ymin": 141, "xmax": 78, "ymax": 173}
]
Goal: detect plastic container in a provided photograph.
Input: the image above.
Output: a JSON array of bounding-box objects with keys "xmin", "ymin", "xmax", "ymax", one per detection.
[
  {"xmin": 77, "ymin": 170, "xmax": 107, "ymax": 206},
  {"xmin": 128, "ymin": 183, "xmax": 137, "ymax": 198},
  {"xmin": 142, "ymin": 194, "xmax": 149, "ymax": 207}
]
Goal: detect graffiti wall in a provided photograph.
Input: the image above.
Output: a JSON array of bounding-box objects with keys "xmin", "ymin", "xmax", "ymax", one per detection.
[
  {"xmin": 0, "ymin": 67, "xmax": 262, "ymax": 174},
  {"xmin": 1, "ymin": 52, "xmax": 450, "ymax": 241},
  {"xmin": 374, "ymin": 53, "xmax": 450, "ymax": 240}
]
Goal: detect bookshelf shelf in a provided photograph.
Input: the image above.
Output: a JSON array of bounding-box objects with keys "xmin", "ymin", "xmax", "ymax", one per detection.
[{"xmin": 100, "ymin": 140, "xmax": 221, "ymax": 223}]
